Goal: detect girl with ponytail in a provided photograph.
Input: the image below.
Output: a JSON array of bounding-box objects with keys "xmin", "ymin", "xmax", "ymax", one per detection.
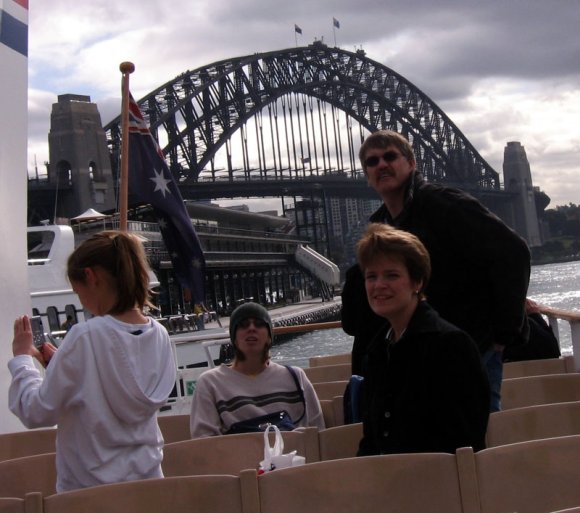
[{"xmin": 8, "ymin": 230, "xmax": 176, "ymax": 492}]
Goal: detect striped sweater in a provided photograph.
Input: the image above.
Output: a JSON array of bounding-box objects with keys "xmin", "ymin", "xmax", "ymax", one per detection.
[{"xmin": 190, "ymin": 362, "xmax": 325, "ymax": 437}]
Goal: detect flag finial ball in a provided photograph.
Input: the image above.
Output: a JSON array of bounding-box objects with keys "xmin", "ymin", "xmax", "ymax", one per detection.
[{"xmin": 120, "ymin": 62, "xmax": 135, "ymax": 74}]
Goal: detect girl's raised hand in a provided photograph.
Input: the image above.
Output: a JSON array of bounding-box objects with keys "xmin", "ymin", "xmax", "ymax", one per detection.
[
  {"xmin": 40, "ymin": 342, "xmax": 58, "ymax": 366},
  {"xmin": 12, "ymin": 315, "xmax": 47, "ymax": 366}
]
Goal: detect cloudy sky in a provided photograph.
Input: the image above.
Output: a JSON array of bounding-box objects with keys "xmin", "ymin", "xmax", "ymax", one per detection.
[{"xmin": 28, "ymin": 0, "xmax": 580, "ymax": 208}]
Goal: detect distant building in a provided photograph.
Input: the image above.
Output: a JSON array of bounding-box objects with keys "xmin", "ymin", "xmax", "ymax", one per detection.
[
  {"xmin": 48, "ymin": 94, "xmax": 117, "ymax": 214},
  {"xmin": 285, "ymin": 199, "xmax": 329, "ymax": 256},
  {"xmin": 503, "ymin": 142, "xmax": 543, "ymax": 247},
  {"xmin": 28, "ymin": 94, "xmax": 117, "ymax": 224},
  {"xmin": 325, "ymin": 196, "xmax": 381, "ymax": 269}
]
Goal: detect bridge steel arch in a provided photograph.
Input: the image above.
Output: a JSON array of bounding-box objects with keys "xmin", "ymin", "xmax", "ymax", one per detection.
[{"xmin": 105, "ymin": 42, "xmax": 500, "ymax": 192}]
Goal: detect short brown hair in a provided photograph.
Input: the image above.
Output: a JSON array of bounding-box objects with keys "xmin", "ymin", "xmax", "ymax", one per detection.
[
  {"xmin": 358, "ymin": 130, "xmax": 415, "ymax": 171},
  {"xmin": 67, "ymin": 230, "xmax": 154, "ymax": 315},
  {"xmin": 356, "ymin": 223, "xmax": 431, "ymax": 297}
]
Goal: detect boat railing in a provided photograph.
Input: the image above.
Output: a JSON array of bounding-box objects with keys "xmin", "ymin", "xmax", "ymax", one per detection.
[
  {"xmin": 165, "ymin": 321, "xmax": 344, "ymax": 415},
  {"xmin": 196, "ymin": 321, "xmax": 344, "ymax": 369},
  {"xmin": 27, "ymin": 258, "xmax": 51, "ymax": 266},
  {"xmin": 538, "ymin": 306, "xmax": 580, "ymax": 370},
  {"xmin": 164, "ymin": 306, "xmax": 580, "ymax": 415},
  {"xmin": 72, "ymin": 216, "xmax": 305, "ymax": 243}
]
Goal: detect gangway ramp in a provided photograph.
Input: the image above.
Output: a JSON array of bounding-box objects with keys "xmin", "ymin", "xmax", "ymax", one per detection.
[{"xmin": 295, "ymin": 244, "xmax": 340, "ymax": 286}]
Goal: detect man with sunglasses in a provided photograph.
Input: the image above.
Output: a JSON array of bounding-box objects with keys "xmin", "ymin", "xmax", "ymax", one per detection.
[{"xmin": 342, "ymin": 129, "xmax": 530, "ymax": 412}]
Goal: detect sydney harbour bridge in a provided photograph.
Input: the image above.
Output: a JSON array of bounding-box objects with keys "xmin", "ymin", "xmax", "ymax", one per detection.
[
  {"xmin": 28, "ymin": 41, "xmax": 534, "ymax": 314},
  {"xmin": 103, "ymin": 40, "xmax": 516, "ymax": 257}
]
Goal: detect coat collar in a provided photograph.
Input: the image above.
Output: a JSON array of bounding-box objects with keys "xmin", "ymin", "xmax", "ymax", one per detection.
[
  {"xmin": 366, "ymin": 301, "xmax": 442, "ymax": 355},
  {"xmin": 370, "ymin": 172, "xmax": 423, "ymax": 226},
  {"xmin": 404, "ymin": 301, "xmax": 445, "ymax": 337}
]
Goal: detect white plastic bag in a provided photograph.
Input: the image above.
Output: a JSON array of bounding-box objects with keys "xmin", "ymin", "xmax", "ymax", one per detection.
[{"xmin": 258, "ymin": 424, "xmax": 306, "ymax": 473}]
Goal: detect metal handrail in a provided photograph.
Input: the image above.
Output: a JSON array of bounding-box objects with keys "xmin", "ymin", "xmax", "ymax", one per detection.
[
  {"xmin": 165, "ymin": 305, "xmax": 580, "ymax": 414},
  {"xmin": 538, "ymin": 305, "xmax": 580, "ymax": 371}
]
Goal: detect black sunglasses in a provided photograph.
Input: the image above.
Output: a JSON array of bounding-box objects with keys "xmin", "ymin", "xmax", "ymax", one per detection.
[
  {"xmin": 238, "ymin": 318, "xmax": 268, "ymax": 329},
  {"xmin": 364, "ymin": 151, "xmax": 402, "ymax": 168}
]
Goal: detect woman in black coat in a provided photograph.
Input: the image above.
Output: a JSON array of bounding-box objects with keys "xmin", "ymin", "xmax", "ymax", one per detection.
[{"xmin": 355, "ymin": 223, "xmax": 490, "ymax": 456}]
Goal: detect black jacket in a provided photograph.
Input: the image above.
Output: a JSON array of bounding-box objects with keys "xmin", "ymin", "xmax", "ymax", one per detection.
[
  {"xmin": 503, "ymin": 313, "xmax": 561, "ymax": 362},
  {"xmin": 358, "ymin": 173, "xmax": 530, "ymax": 353},
  {"xmin": 358, "ymin": 301, "xmax": 490, "ymax": 456}
]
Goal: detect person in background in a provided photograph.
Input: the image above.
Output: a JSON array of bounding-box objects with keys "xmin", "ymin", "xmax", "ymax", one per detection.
[
  {"xmin": 356, "ymin": 223, "xmax": 490, "ymax": 455},
  {"xmin": 343, "ymin": 129, "xmax": 530, "ymax": 412},
  {"xmin": 190, "ymin": 302, "xmax": 325, "ymax": 437},
  {"xmin": 503, "ymin": 298, "xmax": 561, "ymax": 362},
  {"xmin": 8, "ymin": 231, "xmax": 176, "ymax": 492},
  {"xmin": 60, "ymin": 315, "xmax": 75, "ymax": 332},
  {"xmin": 193, "ymin": 303, "xmax": 206, "ymax": 330}
]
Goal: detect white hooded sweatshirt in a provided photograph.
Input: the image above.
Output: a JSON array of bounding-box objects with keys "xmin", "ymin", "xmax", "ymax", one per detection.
[{"xmin": 8, "ymin": 315, "xmax": 176, "ymax": 492}]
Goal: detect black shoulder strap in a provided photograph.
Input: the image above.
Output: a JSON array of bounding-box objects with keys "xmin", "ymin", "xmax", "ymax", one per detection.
[{"xmin": 284, "ymin": 365, "xmax": 306, "ymax": 423}]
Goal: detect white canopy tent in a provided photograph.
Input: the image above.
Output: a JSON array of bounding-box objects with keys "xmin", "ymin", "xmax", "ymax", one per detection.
[
  {"xmin": 71, "ymin": 208, "xmax": 108, "ymax": 221},
  {"xmin": 71, "ymin": 208, "xmax": 109, "ymax": 230}
]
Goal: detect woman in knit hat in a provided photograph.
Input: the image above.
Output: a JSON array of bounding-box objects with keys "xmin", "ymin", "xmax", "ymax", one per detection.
[{"xmin": 190, "ymin": 302, "xmax": 325, "ymax": 437}]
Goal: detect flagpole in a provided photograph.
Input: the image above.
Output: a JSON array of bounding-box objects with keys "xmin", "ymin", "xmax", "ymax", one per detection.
[
  {"xmin": 119, "ymin": 61, "xmax": 135, "ymax": 232},
  {"xmin": 332, "ymin": 18, "xmax": 340, "ymax": 47}
]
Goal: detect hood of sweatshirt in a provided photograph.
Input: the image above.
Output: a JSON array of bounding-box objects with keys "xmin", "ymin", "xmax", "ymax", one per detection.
[{"xmin": 84, "ymin": 315, "xmax": 176, "ymax": 423}]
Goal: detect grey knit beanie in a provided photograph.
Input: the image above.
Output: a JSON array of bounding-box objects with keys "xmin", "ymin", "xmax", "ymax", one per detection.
[{"xmin": 229, "ymin": 302, "xmax": 273, "ymax": 342}]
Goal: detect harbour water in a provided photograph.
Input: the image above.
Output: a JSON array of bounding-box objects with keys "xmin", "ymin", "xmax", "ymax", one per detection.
[{"xmin": 272, "ymin": 260, "xmax": 580, "ymax": 368}]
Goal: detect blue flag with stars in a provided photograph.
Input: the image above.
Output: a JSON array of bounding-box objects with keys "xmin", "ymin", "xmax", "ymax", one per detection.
[{"xmin": 128, "ymin": 93, "xmax": 205, "ymax": 303}]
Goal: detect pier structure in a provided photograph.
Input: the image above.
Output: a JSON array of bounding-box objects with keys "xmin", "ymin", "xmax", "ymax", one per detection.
[{"xmin": 55, "ymin": 205, "xmax": 337, "ymax": 319}]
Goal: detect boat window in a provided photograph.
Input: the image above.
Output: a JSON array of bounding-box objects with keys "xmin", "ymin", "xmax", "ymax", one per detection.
[
  {"xmin": 27, "ymin": 230, "xmax": 55, "ymax": 263},
  {"xmin": 64, "ymin": 304, "xmax": 79, "ymax": 324},
  {"xmin": 46, "ymin": 306, "xmax": 61, "ymax": 332}
]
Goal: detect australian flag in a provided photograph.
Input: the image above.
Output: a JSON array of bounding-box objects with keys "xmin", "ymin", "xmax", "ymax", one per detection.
[{"xmin": 127, "ymin": 94, "xmax": 206, "ymax": 304}]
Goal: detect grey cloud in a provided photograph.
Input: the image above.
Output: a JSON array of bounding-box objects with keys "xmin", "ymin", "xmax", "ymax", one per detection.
[{"xmin": 26, "ymin": 0, "xmax": 580, "ymax": 206}]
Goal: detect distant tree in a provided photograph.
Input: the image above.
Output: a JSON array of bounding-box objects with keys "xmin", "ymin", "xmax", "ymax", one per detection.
[
  {"xmin": 568, "ymin": 220, "xmax": 580, "ymax": 237},
  {"xmin": 534, "ymin": 203, "xmax": 580, "ymax": 263},
  {"xmin": 544, "ymin": 209, "xmax": 567, "ymax": 236},
  {"xmin": 544, "ymin": 203, "xmax": 580, "ymax": 237},
  {"xmin": 571, "ymin": 239, "xmax": 580, "ymax": 254},
  {"xmin": 543, "ymin": 239, "xmax": 564, "ymax": 253}
]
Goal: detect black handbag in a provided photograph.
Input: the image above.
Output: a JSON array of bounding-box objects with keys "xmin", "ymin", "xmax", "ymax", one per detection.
[
  {"xmin": 225, "ymin": 366, "xmax": 306, "ymax": 434},
  {"xmin": 226, "ymin": 410, "xmax": 296, "ymax": 434}
]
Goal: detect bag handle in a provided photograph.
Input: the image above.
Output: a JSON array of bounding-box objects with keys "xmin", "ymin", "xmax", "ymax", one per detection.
[
  {"xmin": 263, "ymin": 424, "xmax": 284, "ymax": 462},
  {"xmin": 284, "ymin": 365, "xmax": 306, "ymax": 423}
]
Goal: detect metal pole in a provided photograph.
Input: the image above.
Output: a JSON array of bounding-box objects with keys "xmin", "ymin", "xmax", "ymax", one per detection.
[{"xmin": 119, "ymin": 61, "xmax": 135, "ymax": 232}]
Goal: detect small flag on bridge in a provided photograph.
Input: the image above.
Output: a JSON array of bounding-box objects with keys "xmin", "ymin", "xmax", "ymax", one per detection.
[
  {"xmin": 127, "ymin": 94, "xmax": 206, "ymax": 304},
  {"xmin": 294, "ymin": 24, "xmax": 302, "ymax": 34},
  {"xmin": 333, "ymin": 17, "xmax": 340, "ymax": 29}
]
